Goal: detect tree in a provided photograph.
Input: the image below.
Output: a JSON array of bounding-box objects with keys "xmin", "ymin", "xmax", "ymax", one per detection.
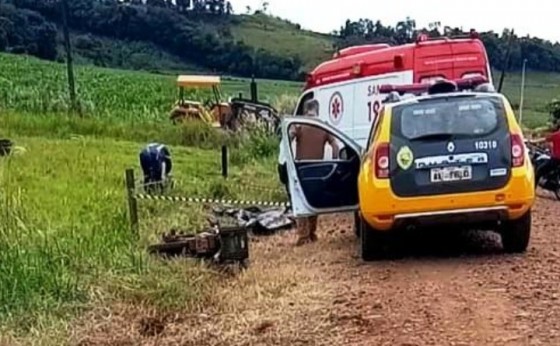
[
  {"xmin": 547, "ymin": 99, "xmax": 560, "ymax": 129},
  {"xmin": 395, "ymin": 17, "xmax": 416, "ymax": 44},
  {"xmin": 0, "ymin": 27, "xmax": 7, "ymax": 51},
  {"xmin": 146, "ymin": 0, "xmax": 166, "ymax": 7}
]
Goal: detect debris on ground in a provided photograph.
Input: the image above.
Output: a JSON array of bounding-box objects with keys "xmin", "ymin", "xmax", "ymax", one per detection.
[
  {"xmin": 210, "ymin": 205, "xmax": 294, "ymax": 235},
  {"xmin": 0, "ymin": 138, "xmax": 13, "ymax": 156},
  {"xmin": 148, "ymin": 223, "xmax": 249, "ymax": 267}
]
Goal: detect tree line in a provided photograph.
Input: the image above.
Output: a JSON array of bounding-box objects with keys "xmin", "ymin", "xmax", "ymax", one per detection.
[
  {"xmin": 335, "ymin": 18, "xmax": 560, "ymax": 72},
  {"xmin": 0, "ymin": 0, "xmax": 303, "ymax": 80},
  {"xmin": 2, "ymin": 0, "xmax": 560, "ymax": 80}
]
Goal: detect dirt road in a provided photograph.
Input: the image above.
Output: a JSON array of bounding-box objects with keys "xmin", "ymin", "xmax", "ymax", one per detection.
[{"xmin": 76, "ymin": 195, "xmax": 560, "ymax": 346}]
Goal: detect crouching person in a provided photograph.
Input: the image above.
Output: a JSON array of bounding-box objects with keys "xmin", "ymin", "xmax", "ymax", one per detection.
[{"xmin": 139, "ymin": 143, "xmax": 172, "ymax": 194}]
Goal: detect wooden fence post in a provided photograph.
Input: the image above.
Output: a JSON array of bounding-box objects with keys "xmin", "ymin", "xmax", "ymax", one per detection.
[
  {"xmin": 125, "ymin": 168, "xmax": 139, "ymax": 235},
  {"xmin": 221, "ymin": 145, "xmax": 228, "ymax": 179}
]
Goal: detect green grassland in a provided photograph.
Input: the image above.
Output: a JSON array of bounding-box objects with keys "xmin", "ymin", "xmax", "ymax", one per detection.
[
  {"xmin": 227, "ymin": 14, "xmax": 335, "ymax": 71},
  {"xmin": 495, "ymin": 69, "xmax": 560, "ymax": 129},
  {"xmin": 0, "ymin": 54, "xmax": 302, "ymax": 122},
  {"xmin": 0, "ymin": 120, "xmax": 283, "ymax": 344},
  {"xmin": 0, "ymin": 53, "xmax": 292, "ymax": 343},
  {"xmin": 1, "ymin": 53, "xmax": 557, "ymax": 130},
  {"xmin": 1, "ymin": 50, "xmax": 560, "ymax": 343}
]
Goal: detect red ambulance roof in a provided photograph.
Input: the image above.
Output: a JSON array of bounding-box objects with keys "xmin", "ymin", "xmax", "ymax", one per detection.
[{"xmin": 305, "ymin": 34, "xmax": 489, "ymax": 90}]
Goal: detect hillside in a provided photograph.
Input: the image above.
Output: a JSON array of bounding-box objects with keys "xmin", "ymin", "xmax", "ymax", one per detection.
[
  {"xmin": 226, "ymin": 14, "xmax": 335, "ymax": 70},
  {"xmin": 62, "ymin": 13, "xmax": 335, "ymax": 74},
  {"xmin": 5, "ymin": 0, "xmax": 560, "ymax": 80}
]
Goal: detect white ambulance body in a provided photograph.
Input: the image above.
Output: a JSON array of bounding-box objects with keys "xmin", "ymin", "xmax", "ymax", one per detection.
[{"xmin": 292, "ymin": 33, "xmax": 493, "ymax": 149}]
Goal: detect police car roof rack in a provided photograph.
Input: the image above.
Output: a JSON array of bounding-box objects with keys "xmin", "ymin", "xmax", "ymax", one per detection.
[{"xmin": 379, "ymin": 76, "xmax": 490, "ymax": 97}]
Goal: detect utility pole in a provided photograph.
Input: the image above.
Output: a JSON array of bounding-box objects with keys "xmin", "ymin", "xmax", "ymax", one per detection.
[
  {"xmin": 61, "ymin": 0, "xmax": 77, "ymax": 114},
  {"xmin": 497, "ymin": 28, "xmax": 515, "ymax": 93},
  {"xmin": 519, "ymin": 58, "xmax": 527, "ymax": 125}
]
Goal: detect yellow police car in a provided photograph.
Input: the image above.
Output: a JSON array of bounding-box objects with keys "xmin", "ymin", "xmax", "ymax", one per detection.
[{"xmin": 280, "ymin": 79, "xmax": 535, "ymax": 261}]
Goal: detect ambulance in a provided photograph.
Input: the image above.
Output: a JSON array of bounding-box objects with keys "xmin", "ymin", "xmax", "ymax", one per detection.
[{"xmin": 293, "ymin": 30, "xmax": 493, "ymax": 147}]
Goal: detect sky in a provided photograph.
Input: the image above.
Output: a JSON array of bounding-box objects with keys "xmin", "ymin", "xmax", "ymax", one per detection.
[{"xmin": 231, "ymin": 0, "xmax": 560, "ymax": 43}]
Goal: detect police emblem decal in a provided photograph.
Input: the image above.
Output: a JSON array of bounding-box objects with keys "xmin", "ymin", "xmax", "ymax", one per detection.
[{"xmin": 447, "ymin": 141, "xmax": 455, "ymax": 153}]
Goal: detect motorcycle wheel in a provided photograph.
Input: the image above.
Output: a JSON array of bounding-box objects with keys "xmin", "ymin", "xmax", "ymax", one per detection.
[{"xmin": 550, "ymin": 170, "xmax": 560, "ymax": 200}]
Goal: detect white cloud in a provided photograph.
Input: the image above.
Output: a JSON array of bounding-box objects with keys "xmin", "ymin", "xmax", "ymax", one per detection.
[{"xmin": 231, "ymin": 0, "xmax": 560, "ymax": 42}]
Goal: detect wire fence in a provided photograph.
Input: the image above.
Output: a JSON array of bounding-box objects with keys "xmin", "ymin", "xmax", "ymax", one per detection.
[{"xmin": 125, "ymin": 168, "xmax": 289, "ymax": 235}]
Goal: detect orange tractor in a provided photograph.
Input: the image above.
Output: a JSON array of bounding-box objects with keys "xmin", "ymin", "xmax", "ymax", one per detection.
[
  {"xmin": 169, "ymin": 75, "xmax": 232, "ymax": 128},
  {"xmin": 169, "ymin": 74, "xmax": 280, "ymax": 133}
]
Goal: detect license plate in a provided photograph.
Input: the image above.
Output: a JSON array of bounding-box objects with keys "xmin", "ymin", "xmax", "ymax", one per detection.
[{"xmin": 430, "ymin": 166, "xmax": 472, "ymax": 183}]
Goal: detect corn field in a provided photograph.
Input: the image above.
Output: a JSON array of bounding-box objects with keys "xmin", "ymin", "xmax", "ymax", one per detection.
[{"xmin": 0, "ymin": 53, "xmax": 301, "ymax": 120}]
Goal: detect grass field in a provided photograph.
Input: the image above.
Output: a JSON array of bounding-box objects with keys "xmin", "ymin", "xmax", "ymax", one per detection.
[
  {"xmin": 1, "ymin": 53, "xmax": 557, "ymax": 130},
  {"xmin": 1, "ymin": 51, "xmax": 560, "ymax": 343},
  {"xmin": 0, "ymin": 121, "xmax": 285, "ymax": 344},
  {"xmin": 0, "ymin": 54, "xmax": 302, "ymax": 122},
  {"xmin": 228, "ymin": 14, "xmax": 335, "ymax": 71}
]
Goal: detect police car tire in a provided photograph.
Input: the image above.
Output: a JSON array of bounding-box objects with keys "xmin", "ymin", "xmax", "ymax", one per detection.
[
  {"xmin": 501, "ymin": 210, "xmax": 531, "ymax": 254},
  {"xmin": 359, "ymin": 218, "xmax": 390, "ymax": 261}
]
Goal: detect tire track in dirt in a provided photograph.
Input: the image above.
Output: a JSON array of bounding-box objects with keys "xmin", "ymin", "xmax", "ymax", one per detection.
[
  {"xmin": 326, "ymin": 197, "xmax": 560, "ymax": 346},
  {"xmin": 72, "ymin": 197, "xmax": 560, "ymax": 346},
  {"xmin": 316, "ymin": 220, "xmax": 518, "ymax": 345}
]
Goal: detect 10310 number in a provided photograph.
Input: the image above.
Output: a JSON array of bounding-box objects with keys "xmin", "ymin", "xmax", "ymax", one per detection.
[{"xmin": 474, "ymin": 140, "xmax": 498, "ymax": 150}]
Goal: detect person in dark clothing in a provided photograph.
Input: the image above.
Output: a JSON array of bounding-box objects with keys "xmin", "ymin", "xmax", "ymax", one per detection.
[{"xmin": 139, "ymin": 143, "xmax": 172, "ymax": 193}]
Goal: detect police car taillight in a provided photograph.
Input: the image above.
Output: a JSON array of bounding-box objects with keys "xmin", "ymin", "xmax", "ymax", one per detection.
[
  {"xmin": 374, "ymin": 143, "xmax": 390, "ymax": 179},
  {"xmin": 511, "ymin": 134, "xmax": 525, "ymax": 167}
]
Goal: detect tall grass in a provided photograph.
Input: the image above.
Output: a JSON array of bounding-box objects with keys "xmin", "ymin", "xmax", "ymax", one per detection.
[
  {"xmin": 0, "ymin": 118, "xmax": 284, "ymax": 333},
  {"xmin": 0, "ymin": 152, "xmax": 138, "ymax": 329}
]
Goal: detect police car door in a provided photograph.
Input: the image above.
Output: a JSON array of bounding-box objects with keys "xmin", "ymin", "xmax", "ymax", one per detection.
[{"xmin": 281, "ymin": 117, "xmax": 363, "ymax": 217}]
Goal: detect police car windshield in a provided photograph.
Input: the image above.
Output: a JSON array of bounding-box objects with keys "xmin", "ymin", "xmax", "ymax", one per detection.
[{"xmin": 396, "ymin": 96, "xmax": 502, "ymax": 140}]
